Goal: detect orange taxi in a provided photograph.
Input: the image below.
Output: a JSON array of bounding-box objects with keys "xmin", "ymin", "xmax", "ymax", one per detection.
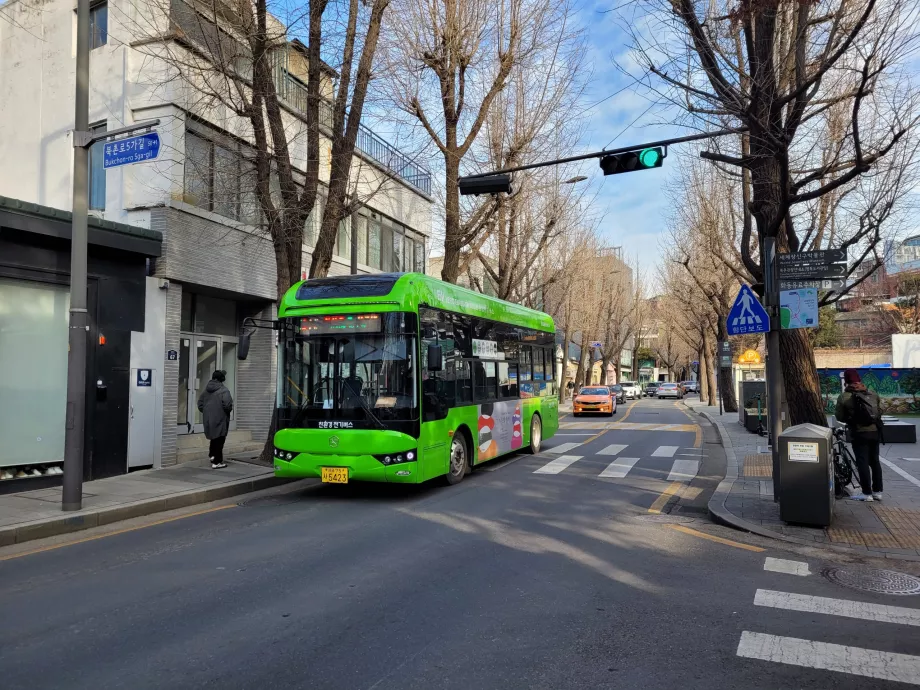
[{"xmin": 573, "ymin": 386, "xmax": 617, "ymax": 417}]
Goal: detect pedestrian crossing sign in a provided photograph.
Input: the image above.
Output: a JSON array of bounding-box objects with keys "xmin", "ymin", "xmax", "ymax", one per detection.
[{"xmin": 727, "ymin": 285, "xmax": 770, "ymax": 336}]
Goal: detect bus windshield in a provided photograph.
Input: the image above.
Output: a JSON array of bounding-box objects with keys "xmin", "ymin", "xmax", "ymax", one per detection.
[{"xmin": 279, "ymin": 312, "xmax": 418, "ymax": 430}]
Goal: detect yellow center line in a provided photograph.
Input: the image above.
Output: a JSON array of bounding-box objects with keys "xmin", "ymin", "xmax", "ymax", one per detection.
[
  {"xmin": 616, "ymin": 401, "xmax": 637, "ymax": 424},
  {"xmin": 667, "ymin": 524, "xmax": 765, "ymax": 552},
  {"xmin": 648, "ymin": 481, "xmax": 683, "ymax": 514},
  {"xmin": 0, "ymin": 504, "xmax": 237, "ymax": 562}
]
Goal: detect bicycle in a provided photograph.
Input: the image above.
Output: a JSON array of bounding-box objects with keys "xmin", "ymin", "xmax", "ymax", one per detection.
[{"xmin": 831, "ymin": 422, "xmax": 862, "ymax": 497}]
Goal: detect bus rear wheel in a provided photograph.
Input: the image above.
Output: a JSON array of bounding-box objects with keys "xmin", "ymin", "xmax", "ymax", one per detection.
[
  {"xmin": 526, "ymin": 414, "xmax": 542, "ymax": 454},
  {"xmin": 446, "ymin": 433, "xmax": 469, "ymax": 485}
]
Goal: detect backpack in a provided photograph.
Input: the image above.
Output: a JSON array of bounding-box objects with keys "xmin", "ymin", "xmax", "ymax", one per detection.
[{"xmin": 851, "ymin": 391, "xmax": 878, "ymax": 427}]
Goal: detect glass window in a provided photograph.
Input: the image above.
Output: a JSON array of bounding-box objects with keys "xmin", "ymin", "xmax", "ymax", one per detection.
[
  {"xmin": 0, "ymin": 279, "xmax": 69, "ymax": 468},
  {"xmin": 414, "ymin": 239, "xmax": 425, "ymax": 272},
  {"xmin": 380, "ymin": 223, "xmax": 393, "ymax": 271},
  {"xmin": 499, "ymin": 362, "xmax": 518, "ymax": 398},
  {"xmin": 404, "ymin": 236, "xmax": 413, "ymax": 273},
  {"xmin": 520, "ymin": 347, "xmax": 532, "ymax": 381},
  {"xmin": 453, "ymin": 315, "xmax": 470, "ymax": 356},
  {"xmin": 88, "ymin": 122, "xmax": 106, "ymax": 211},
  {"xmin": 239, "ymin": 160, "xmax": 259, "ymax": 225},
  {"xmin": 180, "ymin": 291, "xmax": 194, "ymax": 332},
  {"xmin": 194, "ymin": 294, "xmax": 237, "ymax": 335},
  {"xmin": 356, "ymin": 215, "xmax": 368, "ymax": 265},
  {"xmin": 184, "ymin": 132, "xmax": 211, "ymax": 210},
  {"xmin": 368, "ymin": 219, "xmax": 381, "ymax": 269},
  {"xmin": 213, "ymin": 145, "xmax": 239, "ymax": 219},
  {"xmin": 392, "ymin": 230, "xmax": 403, "ymax": 272},
  {"xmin": 336, "ymin": 216, "xmax": 350, "ymax": 259},
  {"xmin": 533, "ymin": 349, "xmax": 545, "ymax": 381},
  {"xmin": 474, "ymin": 361, "xmax": 496, "ymax": 400},
  {"xmin": 457, "ymin": 360, "xmax": 472, "ymax": 403},
  {"xmin": 90, "ymin": 2, "xmax": 108, "ymax": 49}
]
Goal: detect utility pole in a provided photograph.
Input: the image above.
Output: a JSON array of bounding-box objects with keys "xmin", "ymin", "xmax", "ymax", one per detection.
[
  {"xmin": 62, "ymin": 0, "xmax": 91, "ymax": 511},
  {"xmin": 762, "ymin": 236, "xmax": 783, "ymax": 502}
]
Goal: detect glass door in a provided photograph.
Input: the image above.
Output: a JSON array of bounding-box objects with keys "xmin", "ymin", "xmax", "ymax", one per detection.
[{"xmin": 177, "ymin": 333, "xmax": 238, "ymax": 434}]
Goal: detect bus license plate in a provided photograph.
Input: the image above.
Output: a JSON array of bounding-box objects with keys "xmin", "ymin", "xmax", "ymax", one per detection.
[{"xmin": 321, "ymin": 467, "xmax": 349, "ymax": 483}]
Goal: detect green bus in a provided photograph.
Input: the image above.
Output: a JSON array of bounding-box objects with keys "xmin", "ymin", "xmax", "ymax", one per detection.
[{"xmin": 257, "ymin": 272, "xmax": 559, "ymax": 485}]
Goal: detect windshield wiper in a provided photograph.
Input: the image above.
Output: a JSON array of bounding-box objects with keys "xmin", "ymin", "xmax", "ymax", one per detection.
[{"xmin": 347, "ymin": 389, "xmax": 387, "ymax": 430}]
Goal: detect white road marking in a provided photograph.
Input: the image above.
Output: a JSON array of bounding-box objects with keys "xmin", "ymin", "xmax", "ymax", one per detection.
[
  {"xmin": 900, "ymin": 458, "xmax": 920, "ymax": 462},
  {"xmin": 763, "ymin": 557, "xmax": 810, "ymax": 576},
  {"xmin": 553, "ymin": 432, "xmax": 598, "ymax": 436},
  {"xmin": 880, "ymin": 458, "xmax": 920, "ymax": 488},
  {"xmin": 546, "ymin": 442, "xmax": 583, "ymax": 455},
  {"xmin": 754, "ymin": 589, "xmax": 920, "ymax": 626},
  {"xmin": 533, "ymin": 455, "xmax": 582, "ymax": 474},
  {"xmin": 598, "ymin": 444, "xmax": 628, "ymax": 456},
  {"xmin": 652, "ymin": 446, "xmax": 679, "ymax": 458},
  {"xmin": 667, "ymin": 459, "xmax": 699, "ymax": 481},
  {"xmin": 599, "ymin": 458, "xmax": 640, "ymax": 478},
  {"xmin": 677, "ymin": 452, "xmax": 705, "ymax": 457},
  {"xmin": 736, "ymin": 631, "xmax": 920, "ymax": 685}
]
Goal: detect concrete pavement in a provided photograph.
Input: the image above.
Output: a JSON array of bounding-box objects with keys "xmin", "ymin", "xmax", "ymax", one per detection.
[
  {"xmin": 2, "ymin": 398, "xmax": 919, "ymax": 688},
  {"xmin": 686, "ymin": 397, "xmax": 920, "ymax": 560}
]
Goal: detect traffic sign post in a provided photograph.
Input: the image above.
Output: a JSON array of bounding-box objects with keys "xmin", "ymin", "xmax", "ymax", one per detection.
[
  {"xmin": 727, "ymin": 285, "xmax": 770, "ymax": 336},
  {"xmin": 778, "ymin": 249, "xmax": 847, "ymax": 291}
]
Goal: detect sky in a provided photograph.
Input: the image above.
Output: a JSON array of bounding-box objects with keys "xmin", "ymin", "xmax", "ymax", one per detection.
[{"xmin": 568, "ymin": 0, "xmax": 683, "ymax": 283}]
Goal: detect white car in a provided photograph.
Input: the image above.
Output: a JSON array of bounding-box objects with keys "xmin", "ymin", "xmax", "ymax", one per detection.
[
  {"xmin": 620, "ymin": 381, "xmax": 641, "ymax": 399},
  {"xmin": 656, "ymin": 382, "xmax": 683, "ymax": 399}
]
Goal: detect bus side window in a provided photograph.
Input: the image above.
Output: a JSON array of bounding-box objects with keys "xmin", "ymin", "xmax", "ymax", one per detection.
[
  {"xmin": 533, "ymin": 349, "xmax": 545, "ymax": 381},
  {"xmin": 545, "ymin": 348, "xmax": 556, "ymax": 396},
  {"xmin": 457, "ymin": 360, "xmax": 473, "ymax": 403},
  {"xmin": 499, "ymin": 361, "xmax": 518, "ymax": 398}
]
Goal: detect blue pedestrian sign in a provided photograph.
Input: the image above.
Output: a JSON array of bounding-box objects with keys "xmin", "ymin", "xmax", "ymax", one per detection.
[
  {"xmin": 727, "ymin": 284, "xmax": 770, "ymax": 336},
  {"xmin": 103, "ymin": 132, "xmax": 160, "ymax": 169}
]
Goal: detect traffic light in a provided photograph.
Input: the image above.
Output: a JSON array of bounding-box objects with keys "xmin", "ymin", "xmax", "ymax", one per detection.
[
  {"xmin": 458, "ymin": 174, "xmax": 513, "ymax": 196},
  {"xmin": 599, "ymin": 147, "xmax": 664, "ymax": 176}
]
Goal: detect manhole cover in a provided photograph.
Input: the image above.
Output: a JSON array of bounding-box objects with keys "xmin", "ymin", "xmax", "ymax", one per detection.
[
  {"xmin": 632, "ymin": 514, "xmax": 695, "ymax": 524},
  {"xmin": 822, "ymin": 566, "xmax": 920, "ymax": 596}
]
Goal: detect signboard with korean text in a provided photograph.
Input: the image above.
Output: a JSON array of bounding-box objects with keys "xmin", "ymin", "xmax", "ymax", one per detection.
[
  {"xmin": 103, "ymin": 132, "xmax": 161, "ymax": 169},
  {"xmin": 778, "ymin": 249, "xmax": 847, "ymax": 291}
]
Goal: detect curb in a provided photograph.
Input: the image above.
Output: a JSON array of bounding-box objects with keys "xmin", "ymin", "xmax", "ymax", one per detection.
[
  {"xmin": 0, "ymin": 473, "xmax": 291, "ymax": 548},
  {"xmin": 690, "ymin": 406, "xmax": 920, "ymax": 563}
]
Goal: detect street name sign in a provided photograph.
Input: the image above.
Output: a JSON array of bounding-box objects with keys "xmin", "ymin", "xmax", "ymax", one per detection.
[
  {"xmin": 103, "ymin": 132, "xmax": 161, "ymax": 169},
  {"xmin": 727, "ymin": 285, "xmax": 770, "ymax": 336},
  {"xmin": 778, "ymin": 249, "xmax": 847, "ymax": 290},
  {"xmin": 780, "ymin": 288, "xmax": 818, "ymax": 330}
]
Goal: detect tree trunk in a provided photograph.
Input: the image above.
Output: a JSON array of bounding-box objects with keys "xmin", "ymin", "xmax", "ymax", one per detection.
[
  {"xmin": 559, "ymin": 325, "xmax": 571, "ymax": 402},
  {"xmin": 779, "ymin": 328, "xmax": 827, "ymax": 425},
  {"xmin": 601, "ymin": 356, "xmax": 611, "ymax": 384},
  {"xmin": 441, "ymin": 132, "xmax": 462, "ymax": 283},
  {"xmin": 698, "ymin": 339, "xmax": 709, "ymax": 402}
]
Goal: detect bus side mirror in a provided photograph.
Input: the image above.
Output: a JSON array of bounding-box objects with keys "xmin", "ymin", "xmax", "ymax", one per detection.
[
  {"xmin": 427, "ymin": 343, "xmax": 443, "ymax": 372},
  {"xmin": 238, "ymin": 331, "xmax": 252, "ymax": 360}
]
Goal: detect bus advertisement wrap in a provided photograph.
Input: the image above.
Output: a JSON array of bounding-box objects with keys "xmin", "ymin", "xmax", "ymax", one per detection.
[{"xmin": 477, "ymin": 401, "xmax": 524, "ymax": 461}]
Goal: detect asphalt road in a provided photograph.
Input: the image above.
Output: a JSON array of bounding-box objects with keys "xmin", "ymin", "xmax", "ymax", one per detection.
[{"xmin": 2, "ymin": 397, "xmax": 920, "ymax": 689}]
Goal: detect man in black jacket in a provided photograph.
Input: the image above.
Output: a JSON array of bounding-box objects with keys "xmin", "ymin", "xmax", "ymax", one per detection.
[
  {"xmin": 835, "ymin": 368, "xmax": 883, "ymax": 501},
  {"xmin": 198, "ymin": 370, "xmax": 233, "ymax": 469}
]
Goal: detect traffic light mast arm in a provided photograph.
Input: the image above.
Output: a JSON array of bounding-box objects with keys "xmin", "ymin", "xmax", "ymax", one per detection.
[{"xmin": 460, "ymin": 127, "xmax": 746, "ymax": 180}]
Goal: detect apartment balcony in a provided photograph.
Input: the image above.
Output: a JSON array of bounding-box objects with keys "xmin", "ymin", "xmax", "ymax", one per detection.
[{"xmin": 274, "ymin": 68, "xmax": 432, "ymax": 197}]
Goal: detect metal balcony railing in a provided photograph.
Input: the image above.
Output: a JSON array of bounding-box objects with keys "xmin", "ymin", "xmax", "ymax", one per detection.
[{"xmin": 272, "ymin": 59, "xmax": 431, "ymax": 196}]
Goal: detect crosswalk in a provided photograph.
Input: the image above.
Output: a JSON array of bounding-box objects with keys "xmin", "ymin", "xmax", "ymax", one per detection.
[
  {"xmin": 532, "ymin": 443, "xmax": 703, "ymax": 481},
  {"xmin": 735, "ymin": 556, "xmax": 920, "ymax": 685}
]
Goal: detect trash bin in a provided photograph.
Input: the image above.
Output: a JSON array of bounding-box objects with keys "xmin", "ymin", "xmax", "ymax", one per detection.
[{"xmin": 778, "ymin": 423, "xmax": 834, "ymax": 527}]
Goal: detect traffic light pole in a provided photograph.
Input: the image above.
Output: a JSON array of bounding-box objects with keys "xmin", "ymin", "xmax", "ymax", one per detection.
[{"xmin": 762, "ymin": 235, "xmax": 784, "ymax": 503}]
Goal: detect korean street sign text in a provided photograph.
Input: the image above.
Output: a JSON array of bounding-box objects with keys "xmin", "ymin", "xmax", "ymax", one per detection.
[
  {"xmin": 778, "ymin": 278, "xmax": 846, "ymax": 291},
  {"xmin": 777, "ymin": 248, "xmax": 847, "ymax": 265},
  {"xmin": 103, "ymin": 132, "xmax": 161, "ymax": 169}
]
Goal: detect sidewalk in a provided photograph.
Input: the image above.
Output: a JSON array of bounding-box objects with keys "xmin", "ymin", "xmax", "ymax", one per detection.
[
  {"xmin": 0, "ymin": 460, "xmax": 287, "ymax": 547},
  {"xmin": 685, "ymin": 397, "xmax": 920, "ymax": 561}
]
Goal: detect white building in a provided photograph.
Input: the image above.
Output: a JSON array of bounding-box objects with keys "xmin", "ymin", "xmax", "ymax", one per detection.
[{"xmin": 0, "ymin": 0, "xmax": 432, "ymax": 477}]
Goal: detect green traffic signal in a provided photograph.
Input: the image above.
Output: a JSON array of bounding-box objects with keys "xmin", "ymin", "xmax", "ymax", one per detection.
[{"xmin": 638, "ymin": 148, "xmax": 661, "ymax": 168}]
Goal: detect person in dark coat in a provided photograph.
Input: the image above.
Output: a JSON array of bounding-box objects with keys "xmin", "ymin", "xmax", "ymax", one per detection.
[
  {"xmin": 835, "ymin": 368, "xmax": 884, "ymax": 501},
  {"xmin": 198, "ymin": 370, "xmax": 233, "ymax": 469}
]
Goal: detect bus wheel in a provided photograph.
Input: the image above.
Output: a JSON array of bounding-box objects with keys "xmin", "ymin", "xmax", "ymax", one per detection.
[
  {"xmin": 526, "ymin": 415, "xmax": 543, "ymax": 454},
  {"xmin": 446, "ymin": 433, "xmax": 469, "ymax": 485}
]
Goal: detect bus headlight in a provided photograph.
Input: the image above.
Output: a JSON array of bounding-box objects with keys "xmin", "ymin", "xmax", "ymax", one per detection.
[{"xmin": 374, "ymin": 451, "xmax": 417, "ymax": 466}]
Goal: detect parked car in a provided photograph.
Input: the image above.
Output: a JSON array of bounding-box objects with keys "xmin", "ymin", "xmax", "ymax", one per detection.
[
  {"xmin": 608, "ymin": 384, "xmax": 626, "ymax": 404},
  {"xmin": 620, "ymin": 381, "xmax": 641, "ymax": 399},
  {"xmin": 681, "ymin": 380, "xmax": 698, "ymax": 394},
  {"xmin": 656, "ymin": 382, "xmax": 683, "ymax": 399},
  {"xmin": 643, "ymin": 382, "xmax": 660, "ymax": 397},
  {"xmin": 573, "ymin": 386, "xmax": 616, "ymax": 417}
]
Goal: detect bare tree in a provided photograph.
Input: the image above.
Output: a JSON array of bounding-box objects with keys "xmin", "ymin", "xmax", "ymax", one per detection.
[
  {"xmin": 624, "ymin": 0, "xmax": 920, "ymax": 424},
  {"xmin": 129, "ymin": 0, "xmax": 394, "ymax": 294},
  {"xmin": 385, "ymin": 0, "xmax": 582, "ymax": 283}
]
